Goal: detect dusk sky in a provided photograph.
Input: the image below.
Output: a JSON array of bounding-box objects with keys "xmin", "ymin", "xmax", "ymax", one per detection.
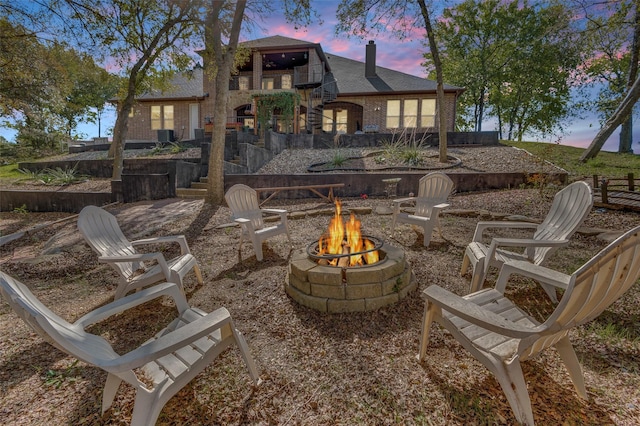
[{"xmin": 1, "ymin": 1, "xmax": 637, "ymax": 153}]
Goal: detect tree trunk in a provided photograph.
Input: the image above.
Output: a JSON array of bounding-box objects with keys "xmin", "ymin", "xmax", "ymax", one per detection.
[
  {"xmin": 205, "ymin": 0, "xmax": 246, "ymax": 204},
  {"xmin": 580, "ymin": 74, "xmax": 640, "ymax": 161},
  {"xmin": 619, "ymin": 0, "xmax": 640, "ymax": 154},
  {"xmin": 418, "ymin": 0, "xmax": 447, "ymax": 162}
]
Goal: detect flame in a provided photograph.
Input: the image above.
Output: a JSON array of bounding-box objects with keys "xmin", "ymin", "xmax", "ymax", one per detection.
[
  {"xmin": 318, "ymin": 198, "xmax": 379, "ymax": 266},
  {"xmin": 327, "ymin": 199, "xmax": 344, "ymax": 255},
  {"xmin": 364, "ymin": 239, "xmax": 379, "ymax": 264},
  {"xmin": 346, "ymin": 213, "xmax": 363, "ymax": 266}
]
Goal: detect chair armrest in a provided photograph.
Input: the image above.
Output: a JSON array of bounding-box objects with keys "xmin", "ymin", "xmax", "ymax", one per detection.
[
  {"xmin": 102, "ymin": 307, "xmax": 233, "ymax": 372},
  {"xmin": 234, "ymin": 217, "xmax": 256, "ymax": 233},
  {"xmin": 98, "ymin": 252, "xmax": 172, "ymax": 282},
  {"xmin": 132, "ymin": 235, "xmax": 190, "ymax": 255},
  {"xmin": 423, "ymin": 286, "xmax": 536, "ymax": 338},
  {"xmin": 392, "ymin": 197, "xmax": 416, "ymax": 205},
  {"xmin": 472, "ymin": 221, "xmax": 539, "ymax": 241},
  {"xmin": 495, "ymin": 260, "xmax": 572, "ymax": 293},
  {"xmin": 261, "ymin": 208, "xmax": 287, "ymax": 215},
  {"xmin": 261, "ymin": 208, "xmax": 288, "ymax": 222},
  {"xmin": 73, "ymin": 282, "xmax": 190, "ymax": 328},
  {"xmin": 485, "ymin": 237, "xmax": 569, "ymax": 267}
]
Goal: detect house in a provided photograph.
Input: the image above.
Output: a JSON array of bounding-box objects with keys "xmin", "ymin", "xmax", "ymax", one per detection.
[{"xmin": 124, "ymin": 35, "xmax": 464, "ymax": 142}]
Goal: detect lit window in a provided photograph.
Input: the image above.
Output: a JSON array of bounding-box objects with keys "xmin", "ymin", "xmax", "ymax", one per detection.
[
  {"xmin": 386, "ymin": 100, "xmax": 400, "ymax": 128},
  {"xmin": 322, "ymin": 109, "xmax": 333, "ymax": 132},
  {"xmin": 404, "ymin": 99, "xmax": 418, "ymax": 128},
  {"xmin": 262, "ymin": 78, "xmax": 274, "ymax": 90},
  {"xmin": 151, "ymin": 105, "xmax": 174, "ymax": 130},
  {"xmin": 151, "ymin": 106, "xmax": 162, "ymax": 130},
  {"xmin": 239, "ymin": 76, "xmax": 249, "ymax": 90},
  {"xmin": 163, "ymin": 105, "xmax": 174, "ymax": 130},
  {"xmin": 421, "ymin": 99, "xmax": 436, "ymax": 127},
  {"xmin": 281, "ymin": 74, "xmax": 292, "ymax": 89},
  {"xmin": 336, "ymin": 109, "xmax": 348, "ymax": 133}
]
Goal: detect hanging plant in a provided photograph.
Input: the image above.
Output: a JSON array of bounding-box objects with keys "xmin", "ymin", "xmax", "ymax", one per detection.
[{"xmin": 252, "ymin": 92, "xmax": 300, "ymax": 133}]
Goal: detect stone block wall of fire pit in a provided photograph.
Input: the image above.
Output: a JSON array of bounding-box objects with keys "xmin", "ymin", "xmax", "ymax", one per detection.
[{"xmin": 285, "ymin": 243, "xmax": 416, "ymax": 313}]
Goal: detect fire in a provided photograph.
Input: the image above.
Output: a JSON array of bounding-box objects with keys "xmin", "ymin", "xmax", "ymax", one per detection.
[{"xmin": 317, "ymin": 199, "xmax": 379, "ymax": 266}]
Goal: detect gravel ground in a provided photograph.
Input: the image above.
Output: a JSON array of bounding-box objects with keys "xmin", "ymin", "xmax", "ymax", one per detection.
[{"xmin": 2, "ymin": 145, "xmax": 566, "ymax": 193}]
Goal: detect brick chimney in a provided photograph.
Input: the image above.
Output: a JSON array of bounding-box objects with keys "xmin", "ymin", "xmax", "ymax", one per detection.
[{"xmin": 365, "ymin": 40, "xmax": 376, "ymax": 78}]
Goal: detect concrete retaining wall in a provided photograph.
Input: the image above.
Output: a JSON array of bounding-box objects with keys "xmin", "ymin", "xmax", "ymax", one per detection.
[
  {"xmin": 0, "ymin": 191, "xmax": 113, "ymax": 213},
  {"xmin": 225, "ymin": 171, "xmax": 568, "ymax": 199}
]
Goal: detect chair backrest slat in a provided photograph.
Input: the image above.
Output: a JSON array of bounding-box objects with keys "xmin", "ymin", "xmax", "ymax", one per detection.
[
  {"xmin": 225, "ymin": 184, "xmax": 265, "ymax": 230},
  {"xmin": 546, "ymin": 226, "xmax": 640, "ymax": 331},
  {"xmin": 531, "ymin": 182, "xmax": 593, "ymax": 264},
  {"xmin": 78, "ymin": 206, "xmax": 137, "ymax": 277},
  {"xmin": 415, "ymin": 172, "xmax": 454, "ymax": 216}
]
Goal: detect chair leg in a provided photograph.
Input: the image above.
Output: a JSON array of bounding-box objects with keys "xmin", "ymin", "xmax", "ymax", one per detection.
[
  {"xmin": 232, "ymin": 327, "xmax": 262, "ymax": 385},
  {"xmin": 422, "ymin": 222, "xmax": 436, "ymax": 247},
  {"xmin": 417, "ymin": 301, "xmax": 439, "ymax": 362},
  {"xmin": 555, "ymin": 336, "xmax": 587, "ymax": 399},
  {"xmin": 102, "ymin": 373, "xmax": 122, "ymax": 414},
  {"xmin": 493, "ymin": 359, "xmax": 535, "ymax": 426},
  {"xmin": 193, "ymin": 264, "xmax": 204, "ymax": 285},
  {"xmin": 130, "ymin": 389, "xmax": 161, "ymax": 426},
  {"xmin": 460, "ymin": 252, "xmax": 470, "ymax": 276},
  {"xmin": 252, "ymin": 237, "xmax": 264, "ymax": 261},
  {"xmin": 469, "ymin": 257, "xmax": 485, "ymax": 293}
]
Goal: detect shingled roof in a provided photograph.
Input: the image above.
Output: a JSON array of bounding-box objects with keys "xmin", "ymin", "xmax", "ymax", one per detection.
[
  {"xmin": 137, "ymin": 67, "xmax": 205, "ymax": 100},
  {"xmin": 325, "ymin": 53, "xmax": 463, "ymax": 95},
  {"xmin": 135, "ymin": 35, "xmax": 463, "ymax": 100}
]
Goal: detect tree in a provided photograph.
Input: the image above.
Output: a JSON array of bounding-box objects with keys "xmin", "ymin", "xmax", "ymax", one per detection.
[
  {"xmin": 336, "ymin": 0, "xmax": 449, "ymax": 161},
  {"xmin": 54, "ymin": 0, "xmax": 203, "ymax": 179},
  {"xmin": 430, "ymin": 0, "xmax": 581, "ymax": 141},
  {"xmin": 203, "ymin": 0, "xmax": 316, "ymax": 204},
  {"xmin": 579, "ymin": 74, "xmax": 640, "ymax": 161},
  {"xmin": 204, "ymin": 0, "xmax": 247, "ymax": 204},
  {"xmin": 579, "ymin": 0, "xmax": 640, "ymax": 154},
  {"xmin": 416, "ymin": 0, "xmax": 447, "ymax": 162},
  {"xmin": 52, "ymin": 46, "xmax": 118, "ymax": 139}
]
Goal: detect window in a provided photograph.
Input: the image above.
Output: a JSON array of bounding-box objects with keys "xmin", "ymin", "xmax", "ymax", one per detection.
[
  {"xmin": 151, "ymin": 105, "xmax": 174, "ymax": 130},
  {"xmin": 281, "ymin": 74, "xmax": 292, "ymax": 89},
  {"xmin": 403, "ymin": 99, "xmax": 418, "ymax": 128},
  {"xmin": 322, "ymin": 109, "xmax": 333, "ymax": 132},
  {"xmin": 239, "ymin": 76, "xmax": 249, "ymax": 90},
  {"xmin": 335, "ymin": 109, "xmax": 348, "ymax": 133},
  {"xmin": 421, "ymin": 99, "xmax": 436, "ymax": 127},
  {"xmin": 386, "ymin": 100, "xmax": 400, "ymax": 128},
  {"xmin": 262, "ymin": 78, "xmax": 274, "ymax": 90}
]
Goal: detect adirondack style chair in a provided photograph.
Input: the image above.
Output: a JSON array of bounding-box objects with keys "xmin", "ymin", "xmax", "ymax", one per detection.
[
  {"xmin": 78, "ymin": 205, "xmax": 203, "ymax": 300},
  {"xmin": 0, "ymin": 272, "xmax": 261, "ymax": 426},
  {"xmin": 392, "ymin": 172, "xmax": 455, "ymax": 246},
  {"xmin": 418, "ymin": 225, "xmax": 640, "ymax": 426},
  {"xmin": 225, "ymin": 184, "xmax": 292, "ymax": 261},
  {"xmin": 460, "ymin": 181, "xmax": 593, "ymax": 297}
]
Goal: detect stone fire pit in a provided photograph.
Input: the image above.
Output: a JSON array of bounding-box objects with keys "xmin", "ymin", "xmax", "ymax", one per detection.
[{"xmin": 285, "ymin": 243, "xmax": 416, "ymax": 313}]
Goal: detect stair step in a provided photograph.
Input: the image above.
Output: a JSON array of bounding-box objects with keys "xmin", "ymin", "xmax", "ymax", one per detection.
[
  {"xmin": 176, "ymin": 188, "xmax": 207, "ymax": 199},
  {"xmin": 191, "ymin": 182, "xmax": 208, "ymax": 190},
  {"xmin": 200, "ymin": 177, "xmax": 208, "ymax": 183}
]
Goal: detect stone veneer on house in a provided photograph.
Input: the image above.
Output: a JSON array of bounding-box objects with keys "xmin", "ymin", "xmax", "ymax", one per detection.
[{"xmin": 285, "ymin": 243, "xmax": 416, "ymax": 313}]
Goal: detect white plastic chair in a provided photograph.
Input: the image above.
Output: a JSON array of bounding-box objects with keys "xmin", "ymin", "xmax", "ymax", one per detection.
[
  {"xmin": 419, "ymin": 225, "xmax": 640, "ymax": 425},
  {"xmin": 78, "ymin": 205, "xmax": 203, "ymax": 300},
  {"xmin": 460, "ymin": 181, "xmax": 593, "ymax": 297},
  {"xmin": 392, "ymin": 172, "xmax": 454, "ymax": 246},
  {"xmin": 225, "ymin": 184, "xmax": 292, "ymax": 261},
  {"xmin": 0, "ymin": 271, "xmax": 261, "ymax": 426}
]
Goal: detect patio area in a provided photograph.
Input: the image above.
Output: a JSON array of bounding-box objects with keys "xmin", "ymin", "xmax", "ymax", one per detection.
[{"xmin": 1, "ymin": 189, "xmax": 639, "ymax": 425}]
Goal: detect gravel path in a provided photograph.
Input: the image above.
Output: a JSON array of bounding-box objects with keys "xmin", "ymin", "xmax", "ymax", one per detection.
[{"xmin": 256, "ymin": 145, "xmax": 565, "ymax": 174}]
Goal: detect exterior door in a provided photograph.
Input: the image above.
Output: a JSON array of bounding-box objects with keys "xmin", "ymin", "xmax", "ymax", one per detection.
[{"xmin": 189, "ymin": 103, "xmax": 199, "ymax": 139}]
